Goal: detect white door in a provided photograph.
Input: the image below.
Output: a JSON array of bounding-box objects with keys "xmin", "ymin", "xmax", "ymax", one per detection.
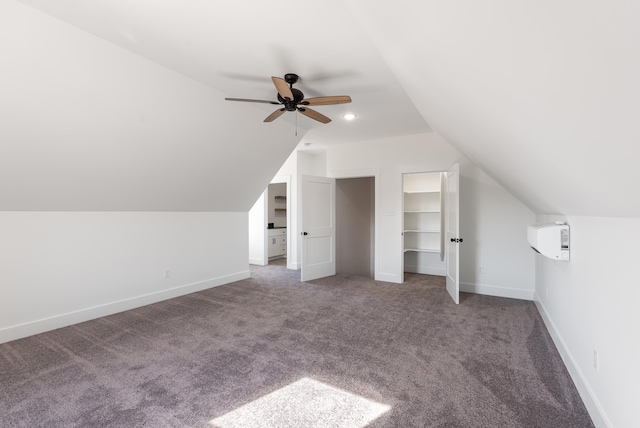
[
  {"xmin": 445, "ymin": 163, "xmax": 460, "ymax": 304},
  {"xmin": 301, "ymin": 175, "xmax": 336, "ymax": 281}
]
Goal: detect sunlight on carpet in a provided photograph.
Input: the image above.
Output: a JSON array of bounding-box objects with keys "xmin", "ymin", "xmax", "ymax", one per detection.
[{"xmin": 209, "ymin": 377, "xmax": 391, "ymax": 428}]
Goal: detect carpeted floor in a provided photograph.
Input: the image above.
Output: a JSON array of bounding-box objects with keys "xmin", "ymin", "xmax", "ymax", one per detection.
[{"xmin": 0, "ymin": 264, "xmax": 593, "ymax": 427}]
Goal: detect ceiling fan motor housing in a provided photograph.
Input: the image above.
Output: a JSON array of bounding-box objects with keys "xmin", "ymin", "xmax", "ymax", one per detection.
[
  {"xmin": 278, "ymin": 88, "xmax": 305, "ymax": 111},
  {"xmin": 225, "ymin": 72, "xmax": 351, "ymax": 123}
]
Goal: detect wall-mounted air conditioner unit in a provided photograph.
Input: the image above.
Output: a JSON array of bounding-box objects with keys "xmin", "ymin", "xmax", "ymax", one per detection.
[{"xmin": 527, "ymin": 223, "xmax": 570, "ymax": 261}]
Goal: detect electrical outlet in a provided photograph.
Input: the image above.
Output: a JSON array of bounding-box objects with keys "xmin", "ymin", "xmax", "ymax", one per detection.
[
  {"xmin": 164, "ymin": 269, "xmax": 171, "ymax": 279},
  {"xmin": 593, "ymin": 349, "xmax": 599, "ymax": 371},
  {"xmin": 479, "ymin": 266, "xmax": 485, "ymax": 274}
]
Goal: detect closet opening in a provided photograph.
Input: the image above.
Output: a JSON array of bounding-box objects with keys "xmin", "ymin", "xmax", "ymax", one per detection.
[
  {"xmin": 403, "ymin": 172, "xmax": 446, "ymax": 279},
  {"xmin": 336, "ymin": 177, "xmax": 375, "ymax": 278}
]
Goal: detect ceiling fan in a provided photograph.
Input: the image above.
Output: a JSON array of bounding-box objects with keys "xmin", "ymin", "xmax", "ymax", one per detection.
[{"xmin": 225, "ymin": 73, "xmax": 352, "ymax": 124}]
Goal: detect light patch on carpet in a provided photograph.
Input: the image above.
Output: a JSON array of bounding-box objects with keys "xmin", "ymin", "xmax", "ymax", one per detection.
[{"xmin": 209, "ymin": 377, "xmax": 391, "ymax": 428}]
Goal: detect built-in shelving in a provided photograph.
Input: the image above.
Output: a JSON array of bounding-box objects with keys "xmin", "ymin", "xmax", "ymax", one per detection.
[
  {"xmin": 403, "ymin": 174, "xmax": 441, "ymax": 253},
  {"xmin": 403, "ymin": 173, "xmax": 445, "ymax": 274}
]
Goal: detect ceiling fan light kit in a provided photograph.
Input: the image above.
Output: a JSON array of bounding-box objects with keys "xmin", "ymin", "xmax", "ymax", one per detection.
[{"xmin": 225, "ymin": 73, "xmax": 352, "ymax": 124}]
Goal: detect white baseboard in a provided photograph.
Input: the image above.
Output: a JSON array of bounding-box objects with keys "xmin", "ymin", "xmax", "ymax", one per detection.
[
  {"xmin": 404, "ymin": 265, "xmax": 446, "ymax": 276},
  {"xmin": 460, "ymin": 281, "xmax": 534, "ymax": 301},
  {"xmin": 534, "ymin": 298, "xmax": 610, "ymax": 428},
  {"xmin": 0, "ymin": 270, "xmax": 250, "ymax": 345},
  {"xmin": 249, "ymin": 257, "xmax": 267, "ymax": 266},
  {"xmin": 375, "ymin": 272, "xmax": 401, "ymax": 283}
]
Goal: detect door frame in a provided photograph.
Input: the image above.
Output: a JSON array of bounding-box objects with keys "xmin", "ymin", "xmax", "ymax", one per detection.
[
  {"xmin": 327, "ymin": 168, "xmax": 380, "ymax": 281},
  {"xmin": 335, "ymin": 176, "xmax": 376, "ymax": 278},
  {"xmin": 270, "ymin": 175, "xmax": 293, "ymax": 269},
  {"xmin": 397, "ymin": 163, "xmax": 458, "ymax": 284}
]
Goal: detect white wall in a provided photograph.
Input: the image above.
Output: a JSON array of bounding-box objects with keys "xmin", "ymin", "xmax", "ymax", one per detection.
[
  {"xmin": 0, "ymin": 212, "xmax": 249, "ymax": 344},
  {"xmin": 326, "ymin": 132, "xmax": 535, "ymax": 299},
  {"xmin": 248, "ymin": 193, "xmax": 267, "ymax": 265},
  {"xmin": 460, "ymin": 175, "xmax": 536, "ymax": 299},
  {"xmin": 535, "ymin": 214, "xmax": 640, "ymax": 428}
]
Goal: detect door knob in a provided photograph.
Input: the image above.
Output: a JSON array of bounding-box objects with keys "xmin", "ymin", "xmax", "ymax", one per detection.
[{"xmin": 303, "ymin": 232, "xmax": 308, "ymax": 236}]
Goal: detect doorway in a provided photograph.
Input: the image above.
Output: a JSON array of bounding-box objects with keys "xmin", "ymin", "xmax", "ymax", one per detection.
[
  {"xmin": 402, "ymin": 172, "xmax": 445, "ymax": 278},
  {"xmin": 267, "ymin": 182, "xmax": 288, "ymax": 266},
  {"xmin": 400, "ymin": 163, "xmax": 460, "ymax": 304},
  {"xmin": 248, "ymin": 178, "xmax": 291, "ymax": 268},
  {"xmin": 335, "ymin": 177, "xmax": 375, "ymax": 278}
]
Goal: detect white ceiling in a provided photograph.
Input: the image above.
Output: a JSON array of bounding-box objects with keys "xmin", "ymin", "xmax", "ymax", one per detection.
[
  {"xmin": 5, "ymin": 0, "xmax": 640, "ymax": 217},
  {"xmin": 15, "ymin": 0, "xmax": 431, "ymax": 146}
]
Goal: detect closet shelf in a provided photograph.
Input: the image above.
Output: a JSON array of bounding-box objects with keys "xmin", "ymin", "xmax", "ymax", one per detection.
[
  {"xmin": 403, "ymin": 172, "xmax": 445, "ymax": 272},
  {"xmin": 404, "ymin": 190, "xmax": 439, "ymax": 194}
]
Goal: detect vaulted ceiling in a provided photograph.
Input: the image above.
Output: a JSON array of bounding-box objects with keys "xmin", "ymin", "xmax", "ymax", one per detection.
[{"xmin": 3, "ymin": 0, "xmax": 639, "ymax": 217}]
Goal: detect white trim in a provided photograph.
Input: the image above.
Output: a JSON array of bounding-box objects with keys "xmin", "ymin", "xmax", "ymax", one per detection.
[
  {"xmin": 249, "ymin": 258, "xmax": 266, "ymax": 266},
  {"xmin": 460, "ymin": 281, "xmax": 534, "ymax": 301},
  {"xmin": 376, "ymin": 272, "xmax": 401, "ymax": 283},
  {"xmin": 535, "ymin": 298, "xmax": 611, "ymax": 428},
  {"xmin": 397, "ymin": 164, "xmax": 452, "ymax": 283},
  {"xmin": 0, "ymin": 271, "xmax": 249, "ymax": 344}
]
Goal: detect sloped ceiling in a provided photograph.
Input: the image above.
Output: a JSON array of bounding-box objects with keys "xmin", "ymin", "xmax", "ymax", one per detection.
[
  {"xmin": 345, "ymin": 0, "xmax": 640, "ymax": 217},
  {"xmin": 1, "ymin": 0, "xmax": 431, "ymax": 211},
  {"xmin": 3, "ymin": 0, "xmax": 640, "ymax": 217}
]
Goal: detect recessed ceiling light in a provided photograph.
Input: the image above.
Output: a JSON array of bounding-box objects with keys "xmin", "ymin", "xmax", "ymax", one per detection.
[{"xmin": 343, "ymin": 113, "xmax": 356, "ymax": 121}]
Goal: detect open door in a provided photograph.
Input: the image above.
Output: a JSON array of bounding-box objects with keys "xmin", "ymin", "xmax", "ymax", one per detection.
[
  {"xmin": 301, "ymin": 175, "xmax": 336, "ymax": 281},
  {"xmin": 445, "ymin": 163, "xmax": 461, "ymax": 304}
]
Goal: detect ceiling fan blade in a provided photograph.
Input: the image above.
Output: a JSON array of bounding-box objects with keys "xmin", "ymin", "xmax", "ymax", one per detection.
[
  {"xmin": 272, "ymin": 77, "xmax": 294, "ymax": 101},
  {"xmin": 301, "ymin": 95, "xmax": 352, "ymax": 106},
  {"xmin": 264, "ymin": 108, "xmax": 286, "ymax": 122},
  {"xmin": 225, "ymin": 97, "xmax": 280, "ymax": 105},
  {"xmin": 298, "ymin": 107, "xmax": 331, "ymax": 124}
]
